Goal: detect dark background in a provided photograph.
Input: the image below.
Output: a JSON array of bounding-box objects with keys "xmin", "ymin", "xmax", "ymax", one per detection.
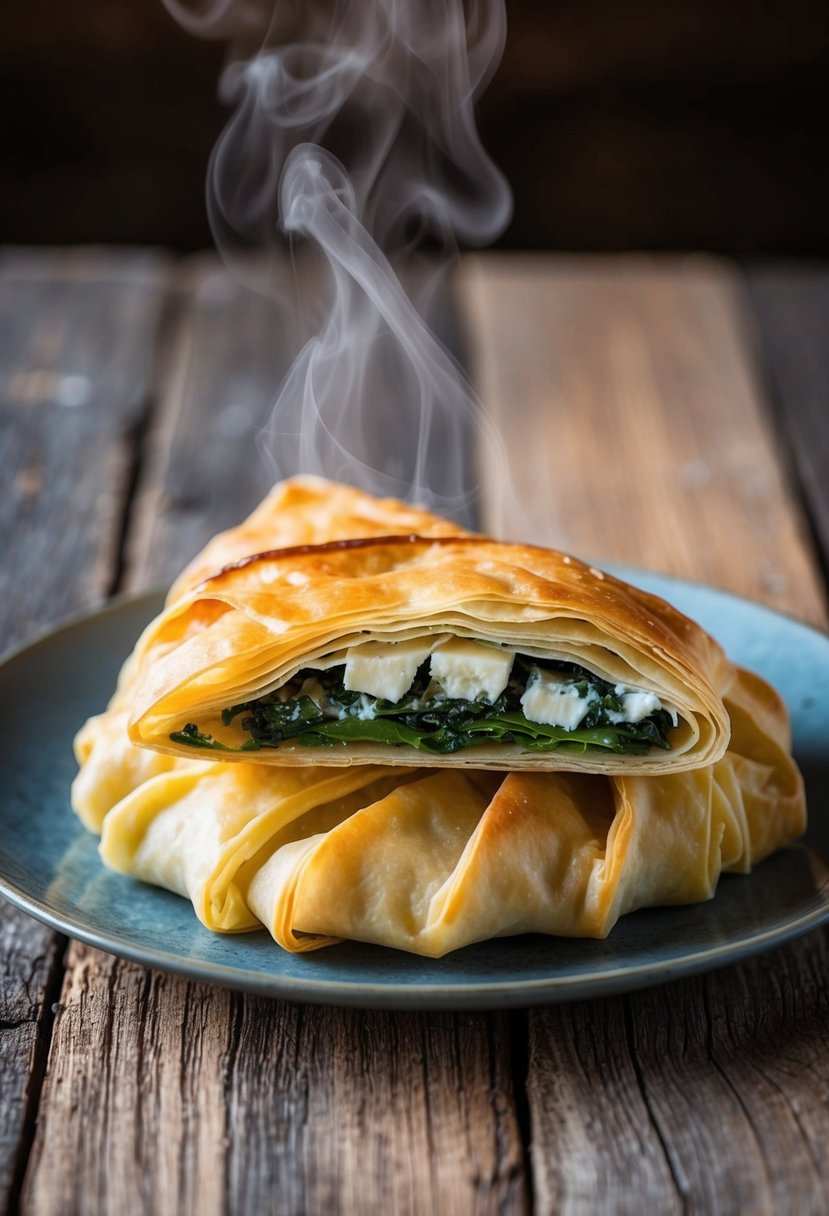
[{"xmin": 2, "ymin": 0, "xmax": 827, "ymax": 253}]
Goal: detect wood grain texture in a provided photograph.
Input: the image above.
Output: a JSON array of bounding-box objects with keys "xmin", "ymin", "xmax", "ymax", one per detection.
[
  {"xmin": 623, "ymin": 948, "xmax": 829, "ymax": 1215},
  {"xmin": 0, "ymin": 249, "xmax": 171, "ymax": 1214},
  {"xmin": 0, "ymin": 248, "xmax": 171, "ymax": 646},
  {"xmin": 461, "ymin": 254, "xmax": 829, "ymax": 1215},
  {"xmin": 21, "ymin": 944, "xmax": 231, "ymax": 1216},
  {"xmin": 524, "ymin": 997, "xmax": 685, "ymax": 1215},
  {"xmin": 125, "ymin": 256, "xmax": 299, "ymax": 590},
  {"xmin": 460, "ymin": 254, "xmax": 827, "ymax": 626},
  {"xmin": 526, "ymin": 946, "xmax": 829, "ymax": 1216},
  {"xmin": 744, "ymin": 266, "xmax": 829, "ymax": 576},
  {"xmin": 24, "ymin": 947, "xmax": 525, "ymax": 1216},
  {"xmin": 223, "ymin": 1000, "xmax": 524, "ymax": 1216},
  {"xmin": 0, "ymin": 911, "xmax": 64, "ymax": 1213}
]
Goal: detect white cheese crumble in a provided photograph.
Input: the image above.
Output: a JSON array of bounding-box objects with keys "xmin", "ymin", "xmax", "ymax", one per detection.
[
  {"xmin": 344, "ymin": 638, "xmax": 434, "ymax": 703},
  {"xmin": 430, "ymin": 638, "xmax": 515, "ymax": 703},
  {"xmin": 608, "ymin": 686, "xmax": 660, "ymax": 723},
  {"xmin": 520, "ymin": 669, "xmax": 597, "ymax": 730},
  {"xmin": 607, "ymin": 684, "xmax": 678, "ymax": 726},
  {"xmin": 297, "ymin": 676, "xmax": 341, "ymax": 719},
  {"xmin": 350, "ymin": 694, "xmax": 377, "ymax": 721}
]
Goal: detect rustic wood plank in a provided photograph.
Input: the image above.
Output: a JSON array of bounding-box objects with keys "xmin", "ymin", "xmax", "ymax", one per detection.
[
  {"xmin": 461, "ymin": 254, "xmax": 829, "ymax": 1214},
  {"xmin": 0, "ymin": 906, "xmax": 64, "ymax": 1214},
  {"xmin": 529, "ymin": 949, "xmax": 829, "ymax": 1215},
  {"xmin": 23, "ymin": 257, "xmax": 527, "ymax": 1216},
  {"xmin": 744, "ymin": 265, "xmax": 829, "ymax": 576},
  {"xmin": 0, "ymin": 248, "xmax": 171, "ymax": 643},
  {"xmin": 225, "ymin": 999, "xmax": 524, "ymax": 1215},
  {"xmin": 22, "ymin": 944, "xmax": 231, "ymax": 1216},
  {"xmin": 125, "ymin": 256, "xmax": 297, "ymax": 589},
  {"xmin": 626, "ymin": 947, "xmax": 829, "ymax": 1215},
  {"xmin": 0, "ymin": 249, "xmax": 171, "ymax": 1212},
  {"xmin": 462, "ymin": 254, "xmax": 826, "ymax": 626},
  {"xmin": 25, "ymin": 947, "xmax": 524, "ymax": 1216},
  {"xmin": 523, "ymin": 997, "xmax": 684, "ymax": 1214}
]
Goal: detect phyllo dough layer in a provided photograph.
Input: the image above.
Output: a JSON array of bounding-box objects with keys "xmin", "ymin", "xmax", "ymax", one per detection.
[{"xmin": 123, "ymin": 477, "xmax": 735, "ymax": 775}]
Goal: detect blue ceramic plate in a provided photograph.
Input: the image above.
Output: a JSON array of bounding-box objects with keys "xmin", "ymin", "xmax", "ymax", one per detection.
[{"xmin": 1, "ymin": 572, "xmax": 828, "ymax": 1010}]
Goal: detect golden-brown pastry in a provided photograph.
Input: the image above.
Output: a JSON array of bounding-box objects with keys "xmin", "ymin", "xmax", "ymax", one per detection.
[
  {"xmin": 71, "ymin": 478, "xmax": 804, "ymax": 958},
  {"xmin": 123, "ymin": 478, "xmax": 734, "ymax": 775}
]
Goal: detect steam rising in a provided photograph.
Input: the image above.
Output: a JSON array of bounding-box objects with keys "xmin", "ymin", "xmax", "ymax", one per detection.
[{"xmin": 163, "ymin": 0, "xmax": 512, "ymax": 520}]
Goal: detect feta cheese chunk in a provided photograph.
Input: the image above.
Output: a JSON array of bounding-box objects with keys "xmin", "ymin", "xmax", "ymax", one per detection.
[
  {"xmin": 613, "ymin": 686, "xmax": 662, "ymax": 724},
  {"xmin": 520, "ymin": 668, "xmax": 595, "ymax": 730},
  {"xmin": 604, "ymin": 684, "xmax": 674, "ymax": 725},
  {"xmin": 344, "ymin": 638, "xmax": 434, "ymax": 703},
  {"xmin": 430, "ymin": 638, "xmax": 514, "ymax": 703}
]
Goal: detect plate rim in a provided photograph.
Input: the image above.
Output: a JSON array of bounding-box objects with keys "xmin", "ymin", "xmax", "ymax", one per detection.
[{"xmin": 2, "ymin": 855, "xmax": 828, "ymax": 1010}]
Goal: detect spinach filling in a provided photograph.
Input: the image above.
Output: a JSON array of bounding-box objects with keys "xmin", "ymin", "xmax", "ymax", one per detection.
[{"xmin": 170, "ymin": 658, "xmax": 676, "ymax": 757}]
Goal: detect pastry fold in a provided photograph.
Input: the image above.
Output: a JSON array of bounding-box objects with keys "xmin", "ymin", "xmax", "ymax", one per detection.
[
  {"xmin": 75, "ymin": 664, "xmax": 805, "ymax": 957},
  {"xmin": 123, "ymin": 478, "xmax": 733, "ymax": 775}
]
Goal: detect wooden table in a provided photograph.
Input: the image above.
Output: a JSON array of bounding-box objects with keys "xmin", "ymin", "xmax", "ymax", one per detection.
[{"xmin": 2, "ymin": 249, "xmax": 828, "ymax": 1214}]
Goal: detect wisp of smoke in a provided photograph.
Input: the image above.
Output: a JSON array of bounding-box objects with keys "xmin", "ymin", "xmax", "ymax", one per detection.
[{"xmin": 162, "ymin": 0, "xmax": 512, "ymax": 523}]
